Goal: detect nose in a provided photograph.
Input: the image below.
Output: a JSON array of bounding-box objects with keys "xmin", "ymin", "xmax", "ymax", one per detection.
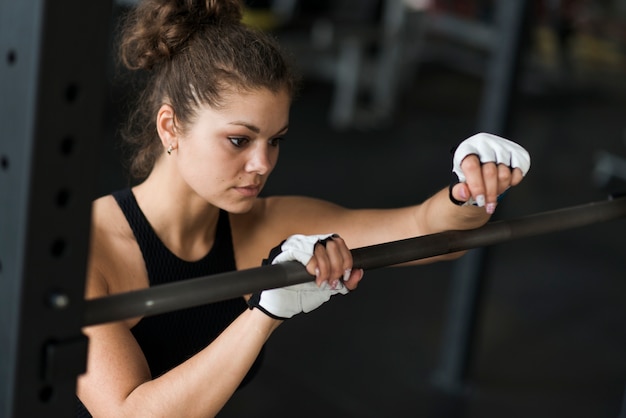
[{"xmin": 245, "ymin": 143, "xmax": 275, "ymax": 175}]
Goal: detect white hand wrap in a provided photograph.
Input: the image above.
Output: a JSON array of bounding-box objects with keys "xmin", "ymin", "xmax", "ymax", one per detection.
[
  {"xmin": 452, "ymin": 132, "xmax": 531, "ymax": 182},
  {"xmin": 249, "ymin": 233, "xmax": 348, "ymax": 320},
  {"xmin": 270, "ymin": 234, "xmax": 336, "ymax": 266}
]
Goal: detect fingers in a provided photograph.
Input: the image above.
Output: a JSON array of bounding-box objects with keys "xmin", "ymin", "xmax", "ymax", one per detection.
[
  {"xmin": 482, "ymin": 161, "xmax": 499, "ymax": 211},
  {"xmin": 510, "ymin": 167, "xmax": 524, "ymax": 186},
  {"xmin": 455, "ymin": 155, "xmax": 520, "ymax": 214},
  {"xmin": 306, "ymin": 235, "xmax": 359, "ymax": 289},
  {"xmin": 457, "ymin": 155, "xmax": 487, "ymax": 207},
  {"xmin": 451, "ymin": 182, "xmax": 470, "ymax": 204},
  {"xmin": 343, "ymin": 268, "xmax": 364, "ymax": 291},
  {"xmin": 458, "ymin": 155, "xmax": 484, "ymax": 205}
]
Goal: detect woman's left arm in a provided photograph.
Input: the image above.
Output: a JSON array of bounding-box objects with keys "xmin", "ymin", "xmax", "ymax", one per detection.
[
  {"xmin": 244, "ymin": 133, "xmax": 530, "ymax": 266},
  {"xmin": 263, "ymin": 189, "xmax": 489, "ymax": 262}
]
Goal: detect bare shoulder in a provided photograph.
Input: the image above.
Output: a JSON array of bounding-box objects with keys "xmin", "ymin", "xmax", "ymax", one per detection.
[
  {"xmin": 88, "ymin": 195, "xmax": 147, "ymax": 299},
  {"xmin": 230, "ymin": 196, "xmax": 351, "ymax": 269}
]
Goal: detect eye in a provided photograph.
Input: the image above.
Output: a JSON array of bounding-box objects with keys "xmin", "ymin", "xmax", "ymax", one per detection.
[
  {"xmin": 228, "ymin": 137, "xmax": 249, "ymax": 148},
  {"xmin": 269, "ymin": 136, "xmax": 286, "ymax": 147}
]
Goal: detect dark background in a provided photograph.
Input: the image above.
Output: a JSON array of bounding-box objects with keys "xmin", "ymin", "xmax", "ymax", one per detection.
[{"xmin": 101, "ymin": 2, "xmax": 626, "ymax": 417}]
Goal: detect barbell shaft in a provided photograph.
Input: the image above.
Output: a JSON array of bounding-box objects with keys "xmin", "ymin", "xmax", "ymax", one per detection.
[{"xmin": 83, "ymin": 196, "xmax": 626, "ymax": 326}]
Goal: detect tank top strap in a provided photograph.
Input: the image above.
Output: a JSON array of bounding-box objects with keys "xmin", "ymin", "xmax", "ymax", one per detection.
[{"xmin": 112, "ymin": 188, "xmax": 236, "ymax": 285}]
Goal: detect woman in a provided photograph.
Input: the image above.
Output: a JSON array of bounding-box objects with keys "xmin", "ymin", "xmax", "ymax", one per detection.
[{"xmin": 76, "ymin": 0, "xmax": 530, "ymax": 416}]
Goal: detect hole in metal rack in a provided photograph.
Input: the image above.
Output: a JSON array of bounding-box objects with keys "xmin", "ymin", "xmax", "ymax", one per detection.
[
  {"xmin": 55, "ymin": 189, "xmax": 71, "ymax": 208},
  {"xmin": 39, "ymin": 385, "xmax": 54, "ymax": 403},
  {"xmin": 1, "ymin": 155, "xmax": 9, "ymax": 170},
  {"xmin": 50, "ymin": 239, "xmax": 67, "ymax": 258},
  {"xmin": 65, "ymin": 83, "xmax": 79, "ymax": 103},
  {"xmin": 6, "ymin": 49, "xmax": 16, "ymax": 65},
  {"xmin": 59, "ymin": 136, "xmax": 74, "ymax": 156}
]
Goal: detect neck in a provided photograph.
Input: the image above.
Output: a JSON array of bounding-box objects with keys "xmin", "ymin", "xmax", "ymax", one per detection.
[{"xmin": 132, "ymin": 163, "xmax": 221, "ymax": 261}]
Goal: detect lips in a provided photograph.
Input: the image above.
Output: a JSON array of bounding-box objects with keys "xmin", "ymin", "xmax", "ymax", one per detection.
[{"xmin": 234, "ymin": 184, "xmax": 261, "ymax": 197}]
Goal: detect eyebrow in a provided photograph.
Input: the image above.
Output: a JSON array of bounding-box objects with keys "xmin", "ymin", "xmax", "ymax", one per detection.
[{"xmin": 229, "ymin": 121, "xmax": 289, "ymax": 136}]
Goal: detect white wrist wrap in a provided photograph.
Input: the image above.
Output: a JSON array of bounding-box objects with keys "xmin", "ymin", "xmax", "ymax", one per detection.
[
  {"xmin": 250, "ymin": 233, "xmax": 348, "ymax": 320},
  {"xmin": 255, "ymin": 281, "xmax": 348, "ymax": 319}
]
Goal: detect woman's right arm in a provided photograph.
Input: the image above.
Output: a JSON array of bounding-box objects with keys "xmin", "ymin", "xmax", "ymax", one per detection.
[
  {"xmin": 78, "ymin": 307, "xmax": 281, "ymax": 418},
  {"xmin": 77, "ymin": 268, "xmax": 282, "ymax": 418}
]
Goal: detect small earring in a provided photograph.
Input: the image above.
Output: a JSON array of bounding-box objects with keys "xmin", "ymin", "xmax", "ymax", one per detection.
[{"xmin": 167, "ymin": 145, "xmax": 173, "ymax": 155}]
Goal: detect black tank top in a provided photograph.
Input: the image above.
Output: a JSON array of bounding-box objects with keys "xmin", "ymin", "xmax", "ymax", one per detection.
[{"xmin": 77, "ymin": 189, "xmax": 262, "ymax": 417}]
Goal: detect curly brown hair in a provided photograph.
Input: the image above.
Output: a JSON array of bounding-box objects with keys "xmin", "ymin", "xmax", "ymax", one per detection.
[{"xmin": 116, "ymin": 0, "xmax": 299, "ymax": 179}]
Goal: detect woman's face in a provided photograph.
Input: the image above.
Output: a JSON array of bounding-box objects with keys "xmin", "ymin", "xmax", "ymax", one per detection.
[{"xmin": 174, "ymin": 88, "xmax": 291, "ymax": 213}]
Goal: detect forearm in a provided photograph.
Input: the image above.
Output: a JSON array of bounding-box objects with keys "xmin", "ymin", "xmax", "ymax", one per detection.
[
  {"xmin": 135, "ymin": 308, "xmax": 279, "ymax": 417},
  {"xmin": 83, "ymin": 308, "xmax": 280, "ymax": 418},
  {"xmin": 258, "ymin": 192, "xmax": 492, "ymax": 265}
]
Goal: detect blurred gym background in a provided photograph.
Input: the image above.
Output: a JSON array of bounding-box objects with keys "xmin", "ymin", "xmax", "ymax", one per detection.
[{"xmin": 100, "ymin": 1, "xmax": 626, "ymax": 417}]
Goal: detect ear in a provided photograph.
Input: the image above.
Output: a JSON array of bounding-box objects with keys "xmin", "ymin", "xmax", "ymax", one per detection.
[{"xmin": 156, "ymin": 104, "xmax": 177, "ymax": 151}]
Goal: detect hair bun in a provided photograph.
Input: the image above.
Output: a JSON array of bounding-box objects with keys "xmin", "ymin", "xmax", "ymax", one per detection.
[
  {"xmin": 177, "ymin": 0, "xmax": 243, "ymax": 25},
  {"xmin": 120, "ymin": 0, "xmax": 243, "ymax": 71}
]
